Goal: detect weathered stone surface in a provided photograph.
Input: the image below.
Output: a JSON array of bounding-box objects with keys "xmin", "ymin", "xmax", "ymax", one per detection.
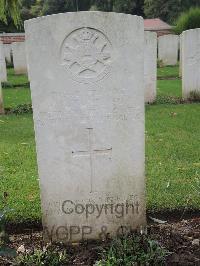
[
  {"xmin": 158, "ymin": 34, "xmax": 179, "ymax": 66},
  {"xmin": 25, "ymin": 12, "xmax": 146, "ymax": 242},
  {"xmin": 182, "ymin": 28, "xmax": 200, "ymax": 98},
  {"xmin": 12, "ymin": 42, "xmax": 28, "ymax": 74},
  {"xmin": 144, "ymin": 31, "xmax": 157, "ymax": 103},
  {"xmin": 4, "ymin": 44, "xmax": 12, "ymax": 64},
  {"xmin": 0, "ymin": 42, "xmax": 7, "ymax": 82}
]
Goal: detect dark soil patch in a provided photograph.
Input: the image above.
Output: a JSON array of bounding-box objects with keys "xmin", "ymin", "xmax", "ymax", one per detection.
[
  {"xmin": 149, "ymin": 218, "xmax": 200, "ymax": 265},
  {"xmin": 1, "ymin": 217, "xmax": 200, "ymax": 265}
]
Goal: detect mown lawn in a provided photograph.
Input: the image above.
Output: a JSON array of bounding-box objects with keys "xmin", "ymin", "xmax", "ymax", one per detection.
[
  {"xmin": 146, "ymin": 103, "xmax": 200, "ymax": 211},
  {"xmin": 157, "ymin": 79, "xmax": 182, "ymax": 98},
  {"xmin": 0, "ymin": 66, "xmax": 199, "ymax": 223},
  {"xmin": 3, "ymin": 88, "xmax": 31, "ymax": 108},
  {"xmin": 3, "ymin": 68, "xmax": 29, "ymax": 87},
  {"xmin": 157, "ymin": 65, "xmax": 179, "ymax": 78}
]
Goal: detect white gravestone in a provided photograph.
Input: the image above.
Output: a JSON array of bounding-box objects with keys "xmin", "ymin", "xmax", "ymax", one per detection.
[
  {"xmin": 144, "ymin": 31, "xmax": 157, "ymax": 103},
  {"xmin": 4, "ymin": 44, "xmax": 12, "ymax": 64},
  {"xmin": 0, "ymin": 82, "xmax": 4, "ymax": 114},
  {"xmin": 0, "ymin": 42, "xmax": 7, "ymax": 82},
  {"xmin": 158, "ymin": 34, "xmax": 179, "ymax": 66},
  {"xmin": 12, "ymin": 42, "xmax": 28, "ymax": 74},
  {"xmin": 182, "ymin": 28, "xmax": 200, "ymax": 98},
  {"xmin": 179, "ymin": 33, "xmax": 183, "ymax": 77},
  {"xmin": 25, "ymin": 12, "xmax": 146, "ymax": 243}
]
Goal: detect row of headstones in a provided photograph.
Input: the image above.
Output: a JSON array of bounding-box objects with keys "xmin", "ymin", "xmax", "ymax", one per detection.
[
  {"xmin": 145, "ymin": 29, "xmax": 200, "ymax": 103},
  {"xmin": 0, "ymin": 41, "xmax": 28, "ymax": 114},
  {"xmin": 23, "ymin": 13, "xmax": 200, "ymax": 242},
  {"xmin": 1, "ymin": 30, "xmax": 199, "ymax": 104},
  {"xmin": 0, "ymin": 41, "xmax": 28, "ymax": 82},
  {"xmin": 0, "ymin": 33, "xmax": 181, "ymax": 84}
]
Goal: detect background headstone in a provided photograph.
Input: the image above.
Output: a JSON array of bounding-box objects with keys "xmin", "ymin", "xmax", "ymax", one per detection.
[
  {"xmin": 25, "ymin": 12, "xmax": 146, "ymax": 243},
  {"xmin": 0, "ymin": 82, "xmax": 4, "ymax": 114},
  {"xmin": 12, "ymin": 42, "xmax": 28, "ymax": 74},
  {"xmin": 182, "ymin": 28, "xmax": 200, "ymax": 98},
  {"xmin": 158, "ymin": 34, "xmax": 179, "ymax": 66},
  {"xmin": 0, "ymin": 42, "xmax": 7, "ymax": 82},
  {"xmin": 144, "ymin": 31, "xmax": 157, "ymax": 103},
  {"xmin": 179, "ymin": 33, "xmax": 182, "ymax": 77},
  {"xmin": 4, "ymin": 44, "xmax": 12, "ymax": 64}
]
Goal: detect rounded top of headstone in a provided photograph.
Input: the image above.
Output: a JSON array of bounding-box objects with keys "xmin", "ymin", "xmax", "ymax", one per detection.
[
  {"xmin": 182, "ymin": 28, "xmax": 200, "ymax": 34},
  {"xmin": 158, "ymin": 34, "xmax": 179, "ymax": 39},
  {"xmin": 24, "ymin": 11, "xmax": 143, "ymax": 26}
]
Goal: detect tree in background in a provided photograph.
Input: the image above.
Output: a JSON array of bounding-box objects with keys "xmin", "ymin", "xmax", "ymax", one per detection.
[
  {"xmin": 113, "ymin": 0, "xmax": 138, "ymax": 14},
  {"xmin": 30, "ymin": 0, "xmax": 44, "ymax": 17},
  {"xmin": 0, "ymin": 0, "xmax": 22, "ymax": 27},
  {"xmin": 42, "ymin": 0, "xmax": 91, "ymax": 15},
  {"xmin": 90, "ymin": 0, "xmax": 113, "ymax": 11},
  {"xmin": 1, "ymin": 0, "xmax": 199, "ymax": 32},
  {"xmin": 21, "ymin": 0, "xmax": 35, "ymax": 20},
  {"xmin": 175, "ymin": 7, "xmax": 200, "ymax": 34},
  {"xmin": 90, "ymin": 0, "xmax": 144, "ymax": 15},
  {"xmin": 144, "ymin": 0, "xmax": 200, "ymax": 23}
]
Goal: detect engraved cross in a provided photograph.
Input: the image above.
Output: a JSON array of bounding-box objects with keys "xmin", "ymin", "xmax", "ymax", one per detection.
[{"xmin": 72, "ymin": 128, "xmax": 112, "ymax": 193}]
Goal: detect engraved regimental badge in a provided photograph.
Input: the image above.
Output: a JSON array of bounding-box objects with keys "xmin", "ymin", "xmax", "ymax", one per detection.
[{"xmin": 61, "ymin": 27, "xmax": 112, "ymax": 83}]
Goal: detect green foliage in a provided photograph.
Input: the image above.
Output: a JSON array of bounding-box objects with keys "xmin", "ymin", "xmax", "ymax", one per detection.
[
  {"xmin": 175, "ymin": 7, "xmax": 200, "ymax": 34},
  {"xmin": 144, "ymin": 0, "xmax": 199, "ymax": 24},
  {"xmin": 0, "ymin": 0, "xmax": 22, "ymax": 27},
  {"xmin": 96, "ymin": 234, "xmax": 169, "ymax": 265},
  {"xmin": 0, "ymin": 192, "xmax": 16, "ymax": 258},
  {"xmin": 113, "ymin": 0, "xmax": 136, "ymax": 13},
  {"xmin": 91, "ymin": 0, "xmax": 114, "ymax": 11},
  {"xmin": 42, "ymin": 0, "xmax": 92, "ymax": 15},
  {"xmin": 157, "ymin": 59, "xmax": 164, "ymax": 68},
  {"xmin": 155, "ymin": 95, "xmax": 183, "ymax": 104},
  {"xmin": 16, "ymin": 246, "xmax": 68, "ymax": 265},
  {"xmin": 6, "ymin": 103, "xmax": 32, "ymax": 114},
  {"xmin": 189, "ymin": 90, "xmax": 200, "ymax": 102},
  {"xmin": 30, "ymin": 0, "xmax": 44, "ymax": 17},
  {"xmin": 1, "ymin": 0, "xmax": 144, "ymax": 30},
  {"xmin": 90, "ymin": 0, "xmax": 144, "ymax": 15}
]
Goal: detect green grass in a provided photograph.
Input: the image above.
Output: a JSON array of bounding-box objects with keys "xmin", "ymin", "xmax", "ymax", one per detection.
[
  {"xmin": 0, "ymin": 104, "xmax": 199, "ymax": 223},
  {"xmin": 0, "ymin": 114, "xmax": 40, "ymax": 223},
  {"xmin": 2, "ymin": 67, "xmax": 31, "ymax": 109},
  {"xmin": 3, "ymin": 68, "xmax": 29, "ymax": 87},
  {"xmin": 2, "ymin": 75, "xmax": 181, "ymax": 109},
  {"xmin": 3, "ymin": 88, "xmax": 31, "ymax": 108},
  {"xmin": 157, "ymin": 65, "xmax": 179, "ymax": 78},
  {"xmin": 0, "ymin": 66, "xmax": 199, "ymax": 223},
  {"xmin": 157, "ymin": 79, "xmax": 182, "ymax": 98},
  {"xmin": 146, "ymin": 103, "xmax": 200, "ymax": 211}
]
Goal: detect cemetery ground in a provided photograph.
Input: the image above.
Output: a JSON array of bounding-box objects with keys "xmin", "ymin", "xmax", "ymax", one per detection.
[{"xmin": 0, "ymin": 65, "xmax": 200, "ymax": 265}]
